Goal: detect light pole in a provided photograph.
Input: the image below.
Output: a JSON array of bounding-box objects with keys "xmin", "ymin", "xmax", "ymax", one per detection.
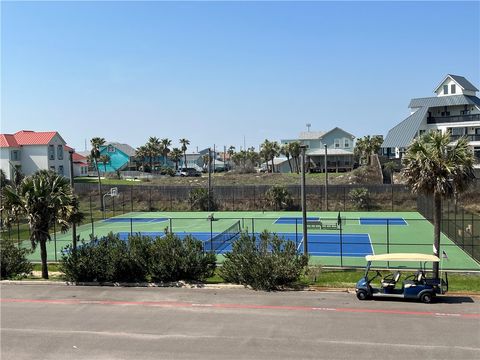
[
  {"xmin": 300, "ymin": 145, "xmax": 308, "ymax": 256},
  {"xmin": 68, "ymin": 150, "xmax": 77, "ymax": 252},
  {"xmin": 324, "ymin": 144, "xmax": 328, "ymax": 211},
  {"xmin": 208, "ymin": 148, "xmax": 212, "ymax": 212}
]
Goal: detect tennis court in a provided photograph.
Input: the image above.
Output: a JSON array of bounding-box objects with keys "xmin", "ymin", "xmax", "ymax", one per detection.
[{"xmin": 21, "ymin": 210, "xmax": 480, "ymax": 270}]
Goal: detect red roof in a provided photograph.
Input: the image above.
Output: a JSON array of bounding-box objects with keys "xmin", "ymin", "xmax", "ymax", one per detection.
[
  {"xmin": 13, "ymin": 130, "xmax": 58, "ymax": 145},
  {"xmin": 73, "ymin": 152, "xmax": 87, "ymax": 161},
  {"xmin": 0, "ymin": 134, "xmax": 20, "ymax": 148}
]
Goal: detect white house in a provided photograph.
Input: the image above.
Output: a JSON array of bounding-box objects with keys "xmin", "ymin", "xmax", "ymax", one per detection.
[
  {"xmin": 0, "ymin": 130, "xmax": 74, "ymax": 180},
  {"xmin": 382, "ymin": 74, "xmax": 480, "ymax": 167},
  {"xmin": 281, "ymin": 127, "xmax": 356, "ymax": 172}
]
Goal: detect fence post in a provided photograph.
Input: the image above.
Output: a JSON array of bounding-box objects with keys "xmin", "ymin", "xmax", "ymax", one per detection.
[
  {"xmin": 295, "ymin": 218, "xmax": 298, "ymax": 249},
  {"xmin": 131, "ymin": 186, "xmax": 134, "ymax": 212},
  {"xmin": 89, "ymin": 195, "xmax": 94, "ymax": 238},
  {"xmin": 53, "ymin": 216, "xmax": 57, "ymax": 262},
  {"xmin": 112, "ymin": 195, "xmax": 115, "ymax": 217},
  {"xmin": 169, "ymin": 218, "xmax": 173, "ymax": 234},
  {"xmin": 386, "ymin": 219, "xmax": 390, "ymax": 268},
  {"xmin": 251, "ymin": 218, "xmax": 255, "ymax": 237},
  {"xmin": 343, "ymin": 186, "xmax": 346, "ymax": 212},
  {"xmin": 210, "ymin": 217, "xmax": 213, "ymax": 252},
  {"xmin": 17, "ymin": 219, "xmax": 20, "ymax": 244},
  {"xmin": 462, "ymin": 208, "xmax": 465, "ymax": 250},
  {"xmin": 149, "ymin": 187, "xmax": 152, "ymax": 211},
  {"xmin": 122, "ymin": 193, "xmax": 125, "ymax": 214}
]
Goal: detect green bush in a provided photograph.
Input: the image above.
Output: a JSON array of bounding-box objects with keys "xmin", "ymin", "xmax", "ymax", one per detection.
[
  {"xmin": 189, "ymin": 188, "xmax": 218, "ymax": 211},
  {"xmin": 60, "ymin": 232, "xmax": 216, "ymax": 283},
  {"xmin": 349, "ymin": 187, "xmax": 371, "ymax": 210},
  {"xmin": 265, "ymin": 185, "xmax": 293, "ymax": 210},
  {"xmin": 150, "ymin": 233, "xmax": 216, "ymax": 282},
  {"xmin": 0, "ymin": 239, "xmax": 33, "ymax": 279},
  {"xmin": 220, "ymin": 231, "xmax": 309, "ymax": 291}
]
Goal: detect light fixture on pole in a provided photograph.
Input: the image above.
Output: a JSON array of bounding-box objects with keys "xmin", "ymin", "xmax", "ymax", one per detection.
[{"xmin": 68, "ymin": 149, "xmax": 77, "ymax": 252}]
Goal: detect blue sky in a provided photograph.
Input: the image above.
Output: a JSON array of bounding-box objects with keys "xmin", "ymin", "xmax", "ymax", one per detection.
[{"xmin": 2, "ymin": 1, "xmax": 479, "ymax": 152}]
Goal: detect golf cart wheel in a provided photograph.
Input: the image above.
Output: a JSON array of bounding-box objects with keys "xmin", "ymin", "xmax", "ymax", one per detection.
[
  {"xmin": 356, "ymin": 290, "xmax": 369, "ymax": 300},
  {"xmin": 420, "ymin": 292, "xmax": 434, "ymax": 304}
]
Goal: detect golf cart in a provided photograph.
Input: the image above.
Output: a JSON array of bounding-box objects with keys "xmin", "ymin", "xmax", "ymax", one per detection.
[{"xmin": 355, "ymin": 253, "xmax": 448, "ymax": 303}]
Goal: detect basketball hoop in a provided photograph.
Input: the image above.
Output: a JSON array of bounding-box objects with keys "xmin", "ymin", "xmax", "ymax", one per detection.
[{"xmin": 103, "ymin": 187, "xmax": 120, "ymax": 219}]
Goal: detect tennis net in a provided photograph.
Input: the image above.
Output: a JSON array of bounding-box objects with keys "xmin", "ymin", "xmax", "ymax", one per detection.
[{"xmin": 206, "ymin": 220, "xmax": 242, "ymax": 253}]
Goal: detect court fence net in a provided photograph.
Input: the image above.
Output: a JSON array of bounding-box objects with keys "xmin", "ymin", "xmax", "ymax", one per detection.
[{"xmin": 3, "ymin": 214, "xmax": 479, "ymax": 271}]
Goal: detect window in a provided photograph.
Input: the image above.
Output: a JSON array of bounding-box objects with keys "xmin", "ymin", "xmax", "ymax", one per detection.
[
  {"xmin": 450, "ymin": 127, "xmax": 466, "ymax": 136},
  {"xmin": 334, "ymin": 139, "xmax": 340, "ymax": 148},
  {"xmin": 107, "ymin": 145, "xmax": 115, "ymax": 153},
  {"xmin": 57, "ymin": 145, "xmax": 63, "ymax": 160},
  {"xmin": 451, "ymin": 84, "xmax": 456, "ymax": 94},
  {"xmin": 11, "ymin": 150, "xmax": 19, "ymax": 161},
  {"xmin": 344, "ymin": 139, "xmax": 350, "ymax": 148},
  {"xmin": 443, "ymin": 85, "xmax": 448, "ymax": 94},
  {"xmin": 50, "ymin": 166, "xmax": 55, "ymax": 172},
  {"xmin": 49, "ymin": 145, "xmax": 55, "ymax": 160},
  {"xmin": 58, "ymin": 165, "xmax": 64, "ymax": 176}
]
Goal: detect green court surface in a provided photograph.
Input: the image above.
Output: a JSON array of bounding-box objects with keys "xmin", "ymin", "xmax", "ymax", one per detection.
[{"xmin": 17, "ymin": 211, "xmax": 480, "ymax": 271}]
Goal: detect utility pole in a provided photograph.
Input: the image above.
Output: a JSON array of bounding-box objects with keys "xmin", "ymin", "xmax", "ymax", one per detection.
[
  {"xmin": 324, "ymin": 144, "xmax": 328, "ymax": 211},
  {"xmin": 68, "ymin": 149, "xmax": 77, "ymax": 252},
  {"xmin": 208, "ymin": 148, "xmax": 212, "ymax": 212},
  {"xmin": 300, "ymin": 145, "xmax": 308, "ymax": 256}
]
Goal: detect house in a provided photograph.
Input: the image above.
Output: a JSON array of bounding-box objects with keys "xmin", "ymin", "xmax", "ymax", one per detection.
[
  {"xmin": 65, "ymin": 146, "xmax": 88, "ymax": 177},
  {"xmin": 281, "ymin": 127, "xmax": 356, "ymax": 173},
  {"xmin": 97, "ymin": 142, "xmax": 137, "ymax": 173},
  {"xmin": 382, "ymin": 74, "xmax": 480, "ymax": 167},
  {"xmin": 0, "ymin": 130, "xmax": 73, "ymax": 180}
]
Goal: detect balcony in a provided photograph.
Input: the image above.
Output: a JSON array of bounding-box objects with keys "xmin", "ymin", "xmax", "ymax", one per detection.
[
  {"xmin": 450, "ymin": 134, "xmax": 480, "ymax": 142},
  {"xmin": 427, "ymin": 114, "xmax": 480, "ymax": 124}
]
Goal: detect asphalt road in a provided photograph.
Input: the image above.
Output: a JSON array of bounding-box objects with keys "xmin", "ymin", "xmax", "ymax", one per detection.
[{"xmin": 1, "ymin": 284, "xmax": 480, "ymax": 360}]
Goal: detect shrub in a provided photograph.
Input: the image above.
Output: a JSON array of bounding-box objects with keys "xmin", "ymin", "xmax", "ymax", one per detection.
[
  {"xmin": 189, "ymin": 188, "xmax": 218, "ymax": 211},
  {"xmin": 150, "ymin": 233, "xmax": 216, "ymax": 282},
  {"xmin": 349, "ymin": 187, "xmax": 371, "ymax": 210},
  {"xmin": 60, "ymin": 232, "xmax": 216, "ymax": 283},
  {"xmin": 61, "ymin": 233, "xmax": 153, "ymax": 282},
  {"xmin": 220, "ymin": 231, "xmax": 309, "ymax": 291},
  {"xmin": 0, "ymin": 239, "xmax": 33, "ymax": 279},
  {"xmin": 265, "ymin": 185, "xmax": 293, "ymax": 210}
]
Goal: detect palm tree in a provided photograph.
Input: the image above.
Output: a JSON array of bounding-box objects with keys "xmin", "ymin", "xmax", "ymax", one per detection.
[
  {"xmin": 179, "ymin": 138, "xmax": 190, "ymax": 170},
  {"xmin": 288, "ymin": 142, "xmax": 301, "ymax": 173},
  {"xmin": 161, "ymin": 138, "xmax": 172, "ymax": 166},
  {"xmin": 90, "ymin": 137, "xmax": 105, "ymax": 209},
  {"xmin": 227, "ymin": 145, "xmax": 235, "ymax": 170},
  {"xmin": 146, "ymin": 137, "xmax": 161, "ymax": 172},
  {"xmin": 355, "ymin": 135, "xmax": 383, "ymax": 165},
  {"xmin": 1, "ymin": 170, "xmax": 83, "ymax": 279},
  {"xmin": 280, "ymin": 144, "xmax": 293, "ymax": 173},
  {"xmin": 99, "ymin": 154, "xmax": 110, "ymax": 173},
  {"xmin": 135, "ymin": 145, "xmax": 148, "ymax": 171},
  {"xmin": 402, "ymin": 132, "xmax": 474, "ymax": 278},
  {"xmin": 383, "ymin": 161, "xmax": 397, "ymax": 185},
  {"xmin": 169, "ymin": 148, "xmax": 183, "ymax": 170}
]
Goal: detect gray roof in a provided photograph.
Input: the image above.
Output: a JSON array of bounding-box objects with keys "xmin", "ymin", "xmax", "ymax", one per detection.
[
  {"xmin": 409, "ymin": 95, "xmax": 480, "ymax": 108},
  {"xmin": 318, "ymin": 127, "xmax": 355, "ymax": 140},
  {"xmin": 106, "ymin": 142, "xmax": 136, "ymax": 157},
  {"xmin": 447, "ymin": 74, "xmax": 479, "ymax": 92},
  {"xmin": 382, "ymin": 107, "xmax": 428, "ymax": 148},
  {"xmin": 298, "ymin": 131, "xmax": 325, "ymax": 139}
]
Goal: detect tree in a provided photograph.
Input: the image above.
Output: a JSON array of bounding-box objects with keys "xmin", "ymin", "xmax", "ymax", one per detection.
[
  {"xmin": 402, "ymin": 132, "xmax": 474, "ymax": 278},
  {"xmin": 280, "ymin": 144, "xmax": 293, "ymax": 173},
  {"xmin": 99, "ymin": 154, "xmax": 110, "ymax": 173},
  {"xmin": 160, "ymin": 138, "xmax": 172, "ymax": 166},
  {"xmin": 355, "ymin": 135, "xmax": 383, "ymax": 165},
  {"xmin": 169, "ymin": 148, "xmax": 183, "ymax": 170},
  {"xmin": 179, "ymin": 138, "xmax": 190, "ymax": 170},
  {"xmin": 227, "ymin": 145, "xmax": 236, "ymax": 170},
  {"xmin": 383, "ymin": 161, "xmax": 397, "ymax": 185},
  {"xmin": 260, "ymin": 140, "xmax": 280, "ymax": 173},
  {"xmin": 288, "ymin": 142, "xmax": 301, "ymax": 173},
  {"xmin": 146, "ymin": 137, "xmax": 161, "ymax": 172},
  {"xmin": 134, "ymin": 145, "xmax": 148, "ymax": 171},
  {"xmin": 1, "ymin": 170, "xmax": 82, "ymax": 279},
  {"xmin": 90, "ymin": 137, "xmax": 105, "ymax": 209}
]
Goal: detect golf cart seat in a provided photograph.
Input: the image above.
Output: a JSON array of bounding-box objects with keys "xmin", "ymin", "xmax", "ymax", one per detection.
[
  {"xmin": 403, "ymin": 270, "xmax": 425, "ymax": 288},
  {"xmin": 381, "ymin": 271, "xmax": 401, "ymax": 289}
]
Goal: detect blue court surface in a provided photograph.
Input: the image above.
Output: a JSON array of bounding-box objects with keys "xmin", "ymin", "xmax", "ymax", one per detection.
[
  {"xmin": 274, "ymin": 217, "xmax": 320, "ymax": 224},
  {"xmin": 359, "ymin": 218, "xmax": 407, "ymax": 225},
  {"xmin": 104, "ymin": 217, "xmax": 168, "ymax": 223},
  {"xmin": 117, "ymin": 231, "xmax": 372, "ymax": 257}
]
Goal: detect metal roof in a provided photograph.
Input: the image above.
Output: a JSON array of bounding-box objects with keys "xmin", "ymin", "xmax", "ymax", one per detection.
[
  {"xmin": 105, "ymin": 142, "xmax": 136, "ymax": 157},
  {"xmin": 433, "ymin": 74, "xmax": 479, "ymax": 92},
  {"xmin": 318, "ymin": 127, "xmax": 356, "ymax": 140},
  {"xmin": 409, "ymin": 95, "xmax": 480, "ymax": 108},
  {"xmin": 298, "ymin": 131, "xmax": 325, "ymax": 139},
  {"xmin": 382, "ymin": 107, "xmax": 428, "ymax": 148}
]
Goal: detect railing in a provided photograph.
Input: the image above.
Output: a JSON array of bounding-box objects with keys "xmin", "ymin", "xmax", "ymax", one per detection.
[
  {"xmin": 427, "ymin": 114, "xmax": 480, "ymax": 124},
  {"xmin": 450, "ymin": 134, "xmax": 480, "ymax": 142}
]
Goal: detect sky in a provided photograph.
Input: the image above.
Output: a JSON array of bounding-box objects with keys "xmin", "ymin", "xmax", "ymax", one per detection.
[{"xmin": 1, "ymin": 1, "xmax": 479, "ymax": 153}]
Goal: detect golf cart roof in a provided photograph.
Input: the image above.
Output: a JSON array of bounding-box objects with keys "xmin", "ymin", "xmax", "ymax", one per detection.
[{"xmin": 365, "ymin": 253, "xmax": 440, "ymax": 262}]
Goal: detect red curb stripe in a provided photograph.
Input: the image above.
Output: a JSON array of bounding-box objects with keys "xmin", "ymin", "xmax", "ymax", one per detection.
[{"xmin": 2, "ymin": 298, "xmax": 479, "ymax": 319}]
